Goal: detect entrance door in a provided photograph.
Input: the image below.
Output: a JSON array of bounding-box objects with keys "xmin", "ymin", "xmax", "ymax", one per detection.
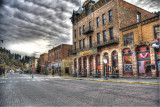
[
  {"xmin": 90, "ymin": 56, "xmax": 94, "ymax": 76},
  {"xmin": 79, "ymin": 58, "xmax": 82, "ymax": 75},
  {"xmin": 155, "ymin": 49, "xmax": 160, "ymax": 77},
  {"xmin": 137, "ymin": 46, "xmax": 151, "ymax": 76},
  {"xmin": 112, "ymin": 51, "xmax": 119, "ymax": 74},
  {"xmin": 103, "ymin": 53, "xmax": 109, "ymax": 76},
  {"xmin": 83, "ymin": 57, "xmax": 87, "ymax": 74},
  {"xmin": 123, "ymin": 48, "xmax": 133, "ymax": 76}
]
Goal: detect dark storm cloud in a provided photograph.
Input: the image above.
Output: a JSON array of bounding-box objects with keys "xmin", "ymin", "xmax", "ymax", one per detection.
[
  {"xmin": 133, "ymin": 0, "xmax": 159, "ymax": 12},
  {"xmin": 0, "ymin": 0, "xmax": 79, "ymax": 56}
]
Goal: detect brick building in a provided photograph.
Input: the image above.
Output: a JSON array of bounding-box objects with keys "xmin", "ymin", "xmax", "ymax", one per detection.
[
  {"xmin": 40, "ymin": 53, "xmax": 48, "ymax": 74},
  {"xmin": 120, "ymin": 15, "xmax": 160, "ymax": 78},
  {"xmin": 70, "ymin": 0, "xmax": 155, "ymax": 78},
  {"xmin": 52, "ymin": 44, "xmax": 72, "ymax": 75}
]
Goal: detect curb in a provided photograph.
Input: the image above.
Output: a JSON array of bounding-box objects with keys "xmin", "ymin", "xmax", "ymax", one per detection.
[{"xmin": 63, "ymin": 77, "xmax": 160, "ymax": 85}]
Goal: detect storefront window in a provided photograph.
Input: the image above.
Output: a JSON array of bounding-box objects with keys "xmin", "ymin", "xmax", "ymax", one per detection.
[
  {"xmin": 103, "ymin": 53, "xmax": 109, "ymax": 76},
  {"xmin": 96, "ymin": 54, "xmax": 100, "ymax": 74},
  {"xmin": 155, "ymin": 49, "xmax": 160, "ymax": 77},
  {"xmin": 123, "ymin": 48, "xmax": 133, "ymax": 75},
  {"xmin": 74, "ymin": 58, "xmax": 77, "ymax": 73},
  {"xmin": 137, "ymin": 46, "xmax": 151, "ymax": 76},
  {"xmin": 112, "ymin": 51, "xmax": 118, "ymax": 73},
  {"xmin": 83, "ymin": 57, "xmax": 87, "ymax": 74},
  {"xmin": 79, "ymin": 58, "xmax": 82, "ymax": 75},
  {"xmin": 90, "ymin": 56, "xmax": 94, "ymax": 76}
]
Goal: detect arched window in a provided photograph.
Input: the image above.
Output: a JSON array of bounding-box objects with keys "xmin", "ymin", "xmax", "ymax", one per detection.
[
  {"xmin": 96, "ymin": 54, "xmax": 100, "ymax": 74},
  {"xmin": 103, "ymin": 53, "xmax": 109, "ymax": 76},
  {"xmin": 83, "ymin": 56, "xmax": 87, "ymax": 73},
  {"xmin": 74, "ymin": 58, "xmax": 77, "ymax": 73},
  {"xmin": 112, "ymin": 51, "xmax": 118, "ymax": 73},
  {"xmin": 78, "ymin": 58, "xmax": 82, "ymax": 75}
]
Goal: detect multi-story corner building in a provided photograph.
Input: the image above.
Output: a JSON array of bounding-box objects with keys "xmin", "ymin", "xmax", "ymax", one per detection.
[
  {"xmin": 52, "ymin": 44, "xmax": 72, "ymax": 75},
  {"xmin": 120, "ymin": 15, "xmax": 160, "ymax": 78},
  {"xmin": 70, "ymin": 0, "xmax": 155, "ymax": 78},
  {"xmin": 40, "ymin": 53, "xmax": 48, "ymax": 74}
]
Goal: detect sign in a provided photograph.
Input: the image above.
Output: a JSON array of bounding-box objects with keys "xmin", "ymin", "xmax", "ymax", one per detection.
[
  {"xmin": 77, "ymin": 48, "xmax": 97, "ymax": 57},
  {"xmin": 97, "ymin": 66, "xmax": 101, "ymax": 70}
]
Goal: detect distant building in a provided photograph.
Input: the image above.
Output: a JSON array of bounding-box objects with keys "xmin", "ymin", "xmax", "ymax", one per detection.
[
  {"xmin": 40, "ymin": 53, "xmax": 48, "ymax": 74},
  {"xmin": 51, "ymin": 44, "xmax": 72, "ymax": 75}
]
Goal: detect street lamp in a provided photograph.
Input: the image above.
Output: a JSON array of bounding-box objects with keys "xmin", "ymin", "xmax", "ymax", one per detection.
[{"xmin": 103, "ymin": 56, "xmax": 107, "ymax": 80}]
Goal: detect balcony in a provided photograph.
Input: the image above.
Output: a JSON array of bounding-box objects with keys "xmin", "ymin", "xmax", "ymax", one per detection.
[
  {"xmin": 71, "ymin": 37, "xmax": 119, "ymax": 55},
  {"xmin": 96, "ymin": 36, "xmax": 119, "ymax": 48},
  {"xmin": 83, "ymin": 27, "xmax": 94, "ymax": 35}
]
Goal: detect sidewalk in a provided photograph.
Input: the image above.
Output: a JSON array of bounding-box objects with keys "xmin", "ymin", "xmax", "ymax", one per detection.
[
  {"xmin": 32, "ymin": 74, "xmax": 160, "ymax": 85},
  {"xmin": 61, "ymin": 76, "xmax": 160, "ymax": 85}
]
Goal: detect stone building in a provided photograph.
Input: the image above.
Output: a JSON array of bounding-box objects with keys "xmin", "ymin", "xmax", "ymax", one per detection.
[
  {"xmin": 70, "ymin": 0, "xmax": 155, "ymax": 78},
  {"xmin": 40, "ymin": 53, "xmax": 48, "ymax": 74},
  {"xmin": 120, "ymin": 15, "xmax": 160, "ymax": 78}
]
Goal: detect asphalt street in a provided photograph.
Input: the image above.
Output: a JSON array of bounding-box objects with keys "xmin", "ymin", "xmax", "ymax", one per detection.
[{"xmin": 0, "ymin": 73, "xmax": 159, "ymax": 106}]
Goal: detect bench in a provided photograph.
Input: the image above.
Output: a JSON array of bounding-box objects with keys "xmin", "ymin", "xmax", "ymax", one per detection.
[{"xmin": 109, "ymin": 73, "xmax": 119, "ymax": 78}]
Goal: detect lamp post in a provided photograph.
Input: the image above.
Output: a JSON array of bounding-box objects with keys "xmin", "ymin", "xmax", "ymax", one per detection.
[{"xmin": 103, "ymin": 56, "xmax": 107, "ymax": 80}]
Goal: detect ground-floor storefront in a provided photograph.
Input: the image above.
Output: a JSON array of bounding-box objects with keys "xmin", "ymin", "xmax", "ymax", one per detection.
[{"xmin": 73, "ymin": 43, "xmax": 159, "ymax": 78}]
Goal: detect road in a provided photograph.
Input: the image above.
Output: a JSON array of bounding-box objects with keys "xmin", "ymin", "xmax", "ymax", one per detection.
[{"xmin": 0, "ymin": 73, "xmax": 159, "ymax": 106}]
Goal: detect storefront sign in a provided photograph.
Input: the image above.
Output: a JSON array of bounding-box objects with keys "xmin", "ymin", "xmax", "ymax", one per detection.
[
  {"xmin": 77, "ymin": 48, "xmax": 97, "ymax": 57},
  {"xmin": 97, "ymin": 66, "xmax": 101, "ymax": 70}
]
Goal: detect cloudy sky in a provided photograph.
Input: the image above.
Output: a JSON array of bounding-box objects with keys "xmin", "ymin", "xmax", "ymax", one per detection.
[{"xmin": 0, "ymin": 0, "xmax": 159, "ymax": 57}]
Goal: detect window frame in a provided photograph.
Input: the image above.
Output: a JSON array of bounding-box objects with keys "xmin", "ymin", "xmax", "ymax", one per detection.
[
  {"xmin": 109, "ymin": 27, "xmax": 114, "ymax": 40},
  {"xmin": 97, "ymin": 33, "xmax": 100, "ymax": 44},
  {"xmin": 97, "ymin": 17, "xmax": 100, "ymax": 28},
  {"xmin": 109, "ymin": 10, "xmax": 112, "ymax": 22},
  {"xmin": 103, "ymin": 30, "xmax": 107, "ymax": 42},
  {"xmin": 102, "ymin": 14, "xmax": 106, "ymax": 25},
  {"xmin": 123, "ymin": 32, "xmax": 134, "ymax": 46}
]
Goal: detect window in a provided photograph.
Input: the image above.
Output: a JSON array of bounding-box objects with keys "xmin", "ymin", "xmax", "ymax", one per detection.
[
  {"xmin": 89, "ymin": 22, "xmax": 92, "ymax": 30},
  {"xmin": 79, "ymin": 40, "xmax": 81, "ymax": 49},
  {"xmin": 154, "ymin": 25, "xmax": 160, "ymax": 39},
  {"xmin": 97, "ymin": 33, "xmax": 100, "ymax": 44},
  {"xmin": 103, "ymin": 30, "xmax": 107, "ymax": 42},
  {"xmin": 123, "ymin": 32, "xmax": 134, "ymax": 46},
  {"xmin": 79, "ymin": 27, "xmax": 81, "ymax": 36},
  {"xmin": 102, "ymin": 14, "xmax": 105, "ymax": 24},
  {"xmin": 74, "ymin": 42, "xmax": 76, "ymax": 50},
  {"xmin": 83, "ymin": 39, "xmax": 85, "ymax": 48},
  {"xmin": 109, "ymin": 10, "xmax": 112, "ymax": 21},
  {"xmin": 97, "ymin": 17, "xmax": 99, "ymax": 27},
  {"xmin": 52, "ymin": 53, "xmax": 54, "ymax": 60},
  {"xmin": 74, "ymin": 30, "xmax": 76, "ymax": 39},
  {"xmin": 109, "ymin": 27, "xmax": 114, "ymax": 40},
  {"xmin": 136, "ymin": 12, "xmax": 141, "ymax": 23},
  {"xmin": 89, "ymin": 36, "xmax": 92, "ymax": 48},
  {"xmin": 83, "ymin": 25, "xmax": 85, "ymax": 33}
]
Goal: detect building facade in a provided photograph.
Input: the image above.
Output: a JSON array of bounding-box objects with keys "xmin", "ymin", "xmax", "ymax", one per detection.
[
  {"xmin": 40, "ymin": 53, "xmax": 48, "ymax": 74},
  {"xmin": 71, "ymin": 0, "xmax": 155, "ymax": 78},
  {"xmin": 120, "ymin": 15, "xmax": 160, "ymax": 78},
  {"xmin": 52, "ymin": 44, "xmax": 72, "ymax": 75}
]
